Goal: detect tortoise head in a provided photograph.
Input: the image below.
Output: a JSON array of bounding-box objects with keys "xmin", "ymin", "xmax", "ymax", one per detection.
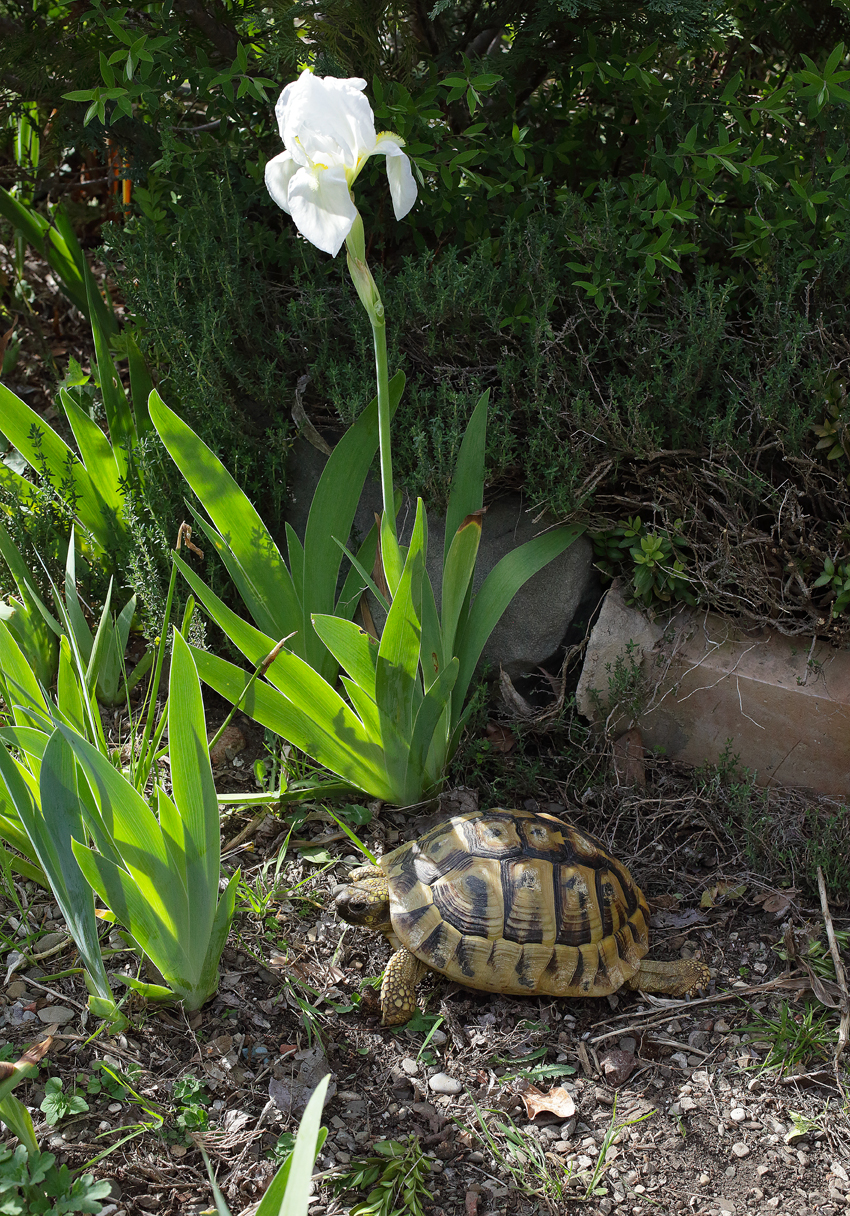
[{"xmin": 333, "ymin": 867, "xmax": 391, "ymax": 933}]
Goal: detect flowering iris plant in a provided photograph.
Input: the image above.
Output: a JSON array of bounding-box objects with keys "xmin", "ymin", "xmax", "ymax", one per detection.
[
  {"xmin": 265, "ymin": 68, "xmax": 416, "ymax": 545},
  {"xmin": 147, "ymin": 68, "xmax": 583, "ymax": 807}
]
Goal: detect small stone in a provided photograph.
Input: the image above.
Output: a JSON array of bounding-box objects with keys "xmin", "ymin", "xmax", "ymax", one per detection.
[
  {"xmin": 833, "ymin": 1162, "xmax": 850, "ymax": 1183},
  {"xmin": 5, "ymin": 981, "xmax": 27, "ymax": 1000},
  {"xmin": 669, "ymin": 1052, "xmax": 689, "ymax": 1070},
  {"xmin": 714, "ymin": 1020, "xmax": 731, "ymax": 1033},
  {"xmin": 725, "ymin": 1165, "xmax": 736, "ymax": 1178},
  {"xmin": 428, "ymin": 1073, "xmax": 462, "ymax": 1095},
  {"xmin": 699, "ymin": 1174, "xmax": 710, "ymax": 1186},
  {"xmin": 37, "ymin": 1005, "xmax": 75, "ymax": 1024},
  {"xmin": 757, "ymin": 1165, "xmax": 770, "ymax": 1178},
  {"xmin": 468, "ymin": 1152, "xmax": 485, "ymax": 1164},
  {"xmin": 576, "ymin": 1154, "xmax": 593, "ymax": 1170},
  {"xmin": 730, "ymin": 1108, "xmax": 746, "ymax": 1122},
  {"xmin": 797, "ymin": 1151, "xmax": 810, "ymax": 1167},
  {"xmin": 108, "ymin": 1102, "xmax": 122, "ymax": 1114},
  {"xmin": 170, "ymin": 1144, "xmax": 187, "ymax": 1158},
  {"xmin": 401, "ymin": 1058, "xmax": 419, "ymax": 1076},
  {"xmin": 731, "ymin": 1142, "xmax": 750, "ymax": 1158},
  {"xmin": 430, "ymin": 1030, "xmax": 447, "ymax": 1046},
  {"xmin": 688, "ymin": 1030, "xmax": 709, "ymax": 1049},
  {"xmin": 36, "ymin": 932, "xmax": 68, "ymax": 954},
  {"xmin": 618, "ymin": 1036, "xmax": 637, "ymax": 1053},
  {"xmin": 679, "ymin": 1095, "xmax": 698, "ymax": 1112},
  {"xmin": 208, "ymin": 724, "xmax": 246, "ymax": 766}
]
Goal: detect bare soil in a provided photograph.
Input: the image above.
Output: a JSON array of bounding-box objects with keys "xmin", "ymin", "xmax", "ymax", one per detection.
[{"xmin": 1, "ymin": 736, "xmax": 847, "ymax": 1216}]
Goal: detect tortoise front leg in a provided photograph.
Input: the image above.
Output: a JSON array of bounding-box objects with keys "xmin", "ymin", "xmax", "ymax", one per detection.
[
  {"xmin": 626, "ymin": 957, "xmax": 711, "ymax": 998},
  {"xmin": 381, "ymin": 947, "xmax": 427, "ymax": 1027}
]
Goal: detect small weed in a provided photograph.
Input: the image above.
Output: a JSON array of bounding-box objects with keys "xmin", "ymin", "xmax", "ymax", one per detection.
[
  {"xmin": 741, "ymin": 1002, "xmax": 837, "ymax": 1074},
  {"xmin": 0, "ymin": 1144, "xmax": 111, "ymax": 1213},
  {"xmin": 588, "ymin": 639, "xmax": 648, "ymax": 734},
  {"xmin": 171, "ymin": 1074, "xmax": 210, "ymax": 1136},
  {"xmin": 39, "ymin": 1077, "xmax": 89, "ymax": 1127},
  {"xmin": 79, "ymin": 1060, "xmax": 142, "ymax": 1102},
  {"xmin": 267, "ymin": 1129, "xmax": 297, "ymax": 1166},
  {"xmin": 333, "ymin": 1135, "xmax": 433, "ymax": 1216},
  {"xmin": 582, "ymin": 1098, "xmax": 655, "ymax": 1200},
  {"xmin": 771, "ymin": 926, "xmax": 850, "ymax": 983},
  {"xmin": 466, "ymin": 1095, "xmax": 573, "ymax": 1203},
  {"xmin": 492, "ymin": 1045, "xmax": 577, "ymax": 1085},
  {"xmin": 591, "ymin": 515, "xmax": 697, "ymax": 608},
  {"xmin": 813, "ymin": 556, "xmax": 850, "ymax": 617}
]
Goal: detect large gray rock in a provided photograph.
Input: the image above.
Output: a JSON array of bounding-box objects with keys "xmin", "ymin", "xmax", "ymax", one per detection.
[{"xmin": 284, "ymin": 436, "xmax": 596, "ymax": 679}]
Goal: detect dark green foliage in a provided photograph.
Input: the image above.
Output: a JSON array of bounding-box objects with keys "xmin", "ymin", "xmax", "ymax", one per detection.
[
  {"xmin": 109, "ymin": 178, "xmax": 845, "ymax": 524},
  {"xmin": 3, "ymin": 0, "xmax": 849, "ymax": 639}
]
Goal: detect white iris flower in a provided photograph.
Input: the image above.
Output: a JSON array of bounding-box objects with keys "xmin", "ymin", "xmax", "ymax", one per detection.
[{"xmin": 265, "ymin": 69, "xmax": 418, "ymax": 256}]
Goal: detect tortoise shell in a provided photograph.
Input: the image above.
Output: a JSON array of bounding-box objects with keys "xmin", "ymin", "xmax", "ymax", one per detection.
[{"xmin": 382, "ymin": 808, "xmax": 650, "ymax": 998}]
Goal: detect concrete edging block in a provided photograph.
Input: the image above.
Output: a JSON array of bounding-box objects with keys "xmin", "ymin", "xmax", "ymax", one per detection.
[{"xmin": 576, "ymin": 583, "xmax": 850, "ymax": 795}]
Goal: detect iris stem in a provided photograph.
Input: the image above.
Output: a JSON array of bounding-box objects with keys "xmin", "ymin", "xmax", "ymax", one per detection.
[{"xmin": 370, "ymin": 307, "xmax": 396, "ymax": 543}]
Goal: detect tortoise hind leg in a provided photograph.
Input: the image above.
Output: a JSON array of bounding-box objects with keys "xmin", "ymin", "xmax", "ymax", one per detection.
[
  {"xmin": 626, "ymin": 957, "xmax": 710, "ymax": 997},
  {"xmin": 381, "ymin": 947, "xmax": 427, "ymax": 1027}
]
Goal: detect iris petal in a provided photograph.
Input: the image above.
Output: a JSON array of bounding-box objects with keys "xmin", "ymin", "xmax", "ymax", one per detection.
[
  {"xmin": 375, "ymin": 135, "xmax": 418, "ymax": 220},
  {"xmin": 287, "ymin": 163, "xmax": 358, "ymax": 256},
  {"xmin": 264, "ymin": 151, "xmax": 299, "ymax": 215},
  {"xmin": 280, "ymin": 70, "xmax": 374, "ymax": 171}
]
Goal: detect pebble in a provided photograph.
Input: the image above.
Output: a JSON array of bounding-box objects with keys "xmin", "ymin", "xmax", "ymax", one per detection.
[
  {"xmin": 669, "ymin": 1052, "xmax": 689, "ymax": 1070},
  {"xmin": 731, "ymin": 1142, "xmax": 750, "ymax": 1158},
  {"xmin": 5, "ymin": 981, "xmax": 27, "ymax": 1000},
  {"xmin": 618, "ymin": 1037, "xmax": 637, "ymax": 1053},
  {"xmin": 729, "ymin": 1108, "xmax": 746, "ymax": 1122},
  {"xmin": 699, "ymin": 1174, "xmax": 710, "ymax": 1186},
  {"xmin": 35, "ymin": 932, "xmax": 68, "ymax": 954},
  {"xmin": 37, "ymin": 1005, "xmax": 76, "ymax": 1024},
  {"xmin": 576, "ymin": 1154, "xmax": 593, "ymax": 1170},
  {"xmin": 679, "ymin": 1095, "xmax": 698, "ymax": 1112},
  {"xmin": 428, "ymin": 1072, "xmax": 462, "ymax": 1095},
  {"xmin": 400, "ymin": 1057, "xmax": 419, "ymax": 1076}
]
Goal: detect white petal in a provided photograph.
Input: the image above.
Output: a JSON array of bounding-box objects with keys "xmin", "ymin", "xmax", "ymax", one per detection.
[
  {"xmin": 374, "ymin": 134, "xmax": 418, "ymax": 220},
  {"xmin": 287, "ymin": 163, "xmax": 357, "ymax": 256},
  {"xmin": 264, "ymin": 150, "xmax": 299, "ymax": 214},
  {"xmin": 281, "ymin": 72, "xmax": 375, "ymax": 171}
]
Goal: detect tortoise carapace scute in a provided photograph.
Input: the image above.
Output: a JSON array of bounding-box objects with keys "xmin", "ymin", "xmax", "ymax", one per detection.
[{"xmin": 384, "ymin": 808, "xmax": 650, "ymax": 997}]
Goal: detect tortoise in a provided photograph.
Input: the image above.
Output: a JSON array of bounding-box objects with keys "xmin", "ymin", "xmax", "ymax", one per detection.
[{"xmin": 333, "ymin": 808, "xmax": 710, "ymax": 1026}]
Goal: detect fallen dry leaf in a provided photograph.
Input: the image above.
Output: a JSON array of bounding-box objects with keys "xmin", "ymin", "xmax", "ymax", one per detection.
[
  {"xmin": 519, "ymin": 1084, "xmax": 576, "ymax": 1120},
  {"xmin": 700, "ymin": 881, "xmax": 747, "ymax": 909},
  {"xmin": 753, "ymin": 888, "xmax": 798, "ymax": 917},
  {"xmin": 485, "ymin": 721, "xmax": 516, "ymax": 753}
]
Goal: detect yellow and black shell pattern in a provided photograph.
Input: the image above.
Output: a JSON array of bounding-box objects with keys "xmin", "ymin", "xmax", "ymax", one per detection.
[{"xmin": 382, "ymin": 809, "xmax": 650, "ymax": 997}]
